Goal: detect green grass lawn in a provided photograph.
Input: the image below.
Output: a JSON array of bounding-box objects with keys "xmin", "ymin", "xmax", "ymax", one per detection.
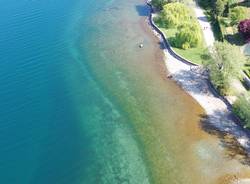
[{"xmin": 159, "ymin": 27, "xmax": 207, "ymax": 65}]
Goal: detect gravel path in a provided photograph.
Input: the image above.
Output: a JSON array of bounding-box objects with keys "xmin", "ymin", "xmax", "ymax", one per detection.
[{"xmin": 193, "ymin": 4, "xmax": 215, "ymax": 47}]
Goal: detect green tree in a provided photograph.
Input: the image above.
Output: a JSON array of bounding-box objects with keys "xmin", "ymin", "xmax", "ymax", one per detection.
[
  {"xmin": 175, "ymin": 22, "xmax": 202, "ymax": 49},
  {"xmin": 230, "ymin": 6, "xmax": 248, "ymax": 25},
  {"xmin": 203, "ymin": 42, "xmax": 246, "ymax": 95},
  {"xmin": 159, "ymin": 3, "xmax": 191, "ymax": 28},
  {"xmin": 214, "ymin": 0, "xmax": 226, "ymax": 16},
  {"xmin": 227, "ymin": 0, "xmax": 238, "ymax": 7}
]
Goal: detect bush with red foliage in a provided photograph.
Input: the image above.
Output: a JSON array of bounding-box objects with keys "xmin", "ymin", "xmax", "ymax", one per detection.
[{"xmin": 238, "ymin": 19, "xmax": 250, "ymax": 43}]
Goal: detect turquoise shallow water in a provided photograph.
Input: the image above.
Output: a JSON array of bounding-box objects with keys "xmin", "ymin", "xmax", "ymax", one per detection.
[{"xmin": 0, "ymin": 0, "xmax": 151, "ymax": 183}]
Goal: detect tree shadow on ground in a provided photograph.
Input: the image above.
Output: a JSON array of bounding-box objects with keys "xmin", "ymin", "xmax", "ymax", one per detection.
[
  {"xmin": 170, "ymin": 69, "xmax": 211, "ymax": 94},
  {"xmin": 198, "ymin": 16, "xmax": 208, "ymax": 22},
  {"xmin": 224, "ymin": 33, "xmax": 245, "ymax": 46},
  {"xmin": 200, "ymin": 111, "xmax": 250, "ymax": 166},
  {"xmin": 166, "ymin": 69, "xmax": 233, "ymax": 109},
  {"xmin": 235, "ymin": 1, "xmax": 250, "ymax": 8},
  {"xmin": 242, "ymin": 79, "xmax": 250, "ymax": 90},
  {"xmin": 135, "ymin": 4, "xmax": 150, "ymax": 17}
]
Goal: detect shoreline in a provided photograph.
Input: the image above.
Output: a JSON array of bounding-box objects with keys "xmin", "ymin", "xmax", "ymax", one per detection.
[{"xmin": 146, "ymin": 2, "xmax": 250, "ymax": 155}]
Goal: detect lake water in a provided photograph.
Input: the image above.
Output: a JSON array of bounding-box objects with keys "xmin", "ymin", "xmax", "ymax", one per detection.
[{"xmin": 0, "ymin": 0, "xmax": 250, "ymax": 183}]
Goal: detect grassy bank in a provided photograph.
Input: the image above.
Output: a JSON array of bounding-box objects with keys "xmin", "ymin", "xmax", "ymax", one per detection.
[
  {"xmin": 158, "ymin": 27, "xmax": 206, "ymax": 65},
  {"xmin": 151, "ymin": 1, "xmax": 208, "ymax": 65}
]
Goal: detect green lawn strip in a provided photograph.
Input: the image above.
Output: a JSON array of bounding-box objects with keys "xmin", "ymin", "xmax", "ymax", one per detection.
[
  {"xmin": 172, "ymin": 47, "xmax": 206, "ymax": 65},
  {"xmin": 159, "ymin": 27, "xmax": 206, "ymax": 65}
]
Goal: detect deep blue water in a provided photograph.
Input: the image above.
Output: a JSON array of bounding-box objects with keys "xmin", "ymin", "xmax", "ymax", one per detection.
[{"xmin": 0, "ymin": 0, "xmax": 151, "ymax": 183}]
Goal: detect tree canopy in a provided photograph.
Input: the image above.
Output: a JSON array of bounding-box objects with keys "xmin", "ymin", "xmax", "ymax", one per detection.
[
  {"xmin": 214, "ymin": 0, "xmax": 226, "ymax": 16},
  {"xmin": 203, "ymin": 42, "xmax": 246, "ymax": 94},
  {"xmin": 156, "ymin": 2, "xmax": 202, "ymax": 49},
  {"xmin": 159, "ymin": 3, "xmax": 191, "ymax": 28},
  {"xmin": 230, "ymin": 6, "xmax": 248, "ymax": 25},
  {"xmin": 175, "ymin": 22, "xmax": 202, "ymax": 49}
]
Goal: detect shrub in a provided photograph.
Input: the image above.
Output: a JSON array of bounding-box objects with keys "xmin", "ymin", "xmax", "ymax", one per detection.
[
  {"xmin": 230, "ymin": 7, "xmax": 248, "ymax": 25},
  {"xmin": 210, "ymin": 66, "xmax": 231, "ymax": 94},
  {"xmin": 175, "ymin": 22, "xmax": 202, "ymax": 49},
  {"xmin": 182, "ymin": 42, "xmax": 190, "ymax": 50},
  {"xmin": 233, "ymin": 94, "xmax": 250, "ymax": 128},
  {"xmin": 159, "ymin": 3, "xmax": 191, "ymax": 28},
  {"xmin": 238, "ymin": 19, "xmax": 250, "ymax": 43}
]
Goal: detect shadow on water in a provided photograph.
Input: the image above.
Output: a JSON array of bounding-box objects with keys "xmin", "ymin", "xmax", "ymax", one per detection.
[
  {"xmin": 199, "ymin": 111, "xmax": 250, "ymax": 166},
  {"xmin": 135, "ymin": 4, "xmax": 150, "ymax": 17},
  {"xmin": 157, "ymin": 41, "xmax": 165, "ymax": 50}
]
